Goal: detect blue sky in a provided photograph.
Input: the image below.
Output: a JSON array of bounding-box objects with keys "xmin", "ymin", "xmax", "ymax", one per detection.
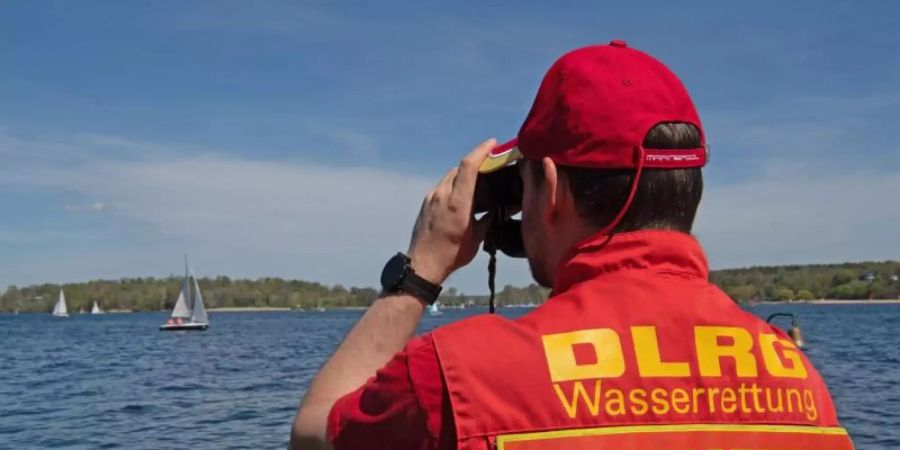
[{"xmin": 2, "ymin": 1, "xmax": 898, "ymax": 293}]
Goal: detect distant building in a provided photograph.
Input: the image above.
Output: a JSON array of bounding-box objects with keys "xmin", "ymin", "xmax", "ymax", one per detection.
[
  {"xmin": 890, "ymin": 274, "xmax": 899, "ymax": 282},
  {"xmin": 860, "ymin": 272, "xmax": 876, "ymax": 282}
]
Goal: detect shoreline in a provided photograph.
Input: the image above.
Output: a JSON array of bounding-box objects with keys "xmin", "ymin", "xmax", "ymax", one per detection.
[
  {"xmin": 207, "ymin": 307, "xmax": 292, "ymax": 312},
  {"xmin": 7, "ymin": 300, "xmax": 900, "ymax": 315},
  {"xmin": 207, "ymin": 306, "xmax": 369, "ymax": 312},
  {"xmin": 4, "ymin": 306, "xmax": 364, "ymax": 314},
  {"xmin": 748, "ymin": 299, "xmax": 900, "ymax": 305}
]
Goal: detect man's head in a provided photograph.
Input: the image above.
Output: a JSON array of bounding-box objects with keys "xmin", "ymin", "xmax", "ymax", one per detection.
[
  {"xmin": 518, "ymin": 122, "xmax": 704, "ymax": 287},
  {"xmin": 479, "ymin": 41, "xmax": 707, "ymax": 287}
]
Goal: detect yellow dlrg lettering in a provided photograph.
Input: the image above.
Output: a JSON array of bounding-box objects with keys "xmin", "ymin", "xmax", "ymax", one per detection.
[
  {"xmin": 542, "ymin": 328, "xmax": 625, "ymax": 382},
  {"xmin": 759, "ymin": 333, "xmax": 808, "ymax": 379},
  {"xmin": 695, "ymin": 326, "xmax": 758, "ymax": 377},
  {"xmin": 542, "ymin": 325, "xmax": 809, "ymax": 383},
  {"xmin": 631, "ymin": 326, "xmax": 691, "ymax": 377}
]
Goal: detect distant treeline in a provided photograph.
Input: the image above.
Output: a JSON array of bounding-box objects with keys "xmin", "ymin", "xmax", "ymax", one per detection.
[
  {"xmin": 0, "ymin": 276, "xmax": 509, "ymax": 313},
  {"xmin": 2, "ymin": 261, "xmax": 897, "ymax": 313},
  {"xmin": 711, "ymin": 261, "xmax": 899, "ymax": 302}
]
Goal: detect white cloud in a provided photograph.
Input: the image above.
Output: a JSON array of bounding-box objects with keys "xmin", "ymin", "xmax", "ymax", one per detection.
[
  {"xmin": 1, "ymin": 127, "xmax": 896, "ymax": 292},
  {"xmin": 0, "ymin": 130, "xmax": 528, "ymax": 291},
  {"xmin": 17, "ymin": 154, "xmax": 437, "ymax": 284},
  {"xmin": 697, "ymin": 168, "xmax": 900, "ymax": 269},
  {"xmin": 65, "ymin": 201, "xmax": 109, "ymax": 213},
  {"xmin": 71, "ymin": 156, "xmax": 429, "ymax": 253},
  {"xmin": 695, "ymin": 91, "xmax": 899, "ymax": 269},
  {"xmin": 701, "ymin": 93, "xmax": 899, "ymax": 176}
]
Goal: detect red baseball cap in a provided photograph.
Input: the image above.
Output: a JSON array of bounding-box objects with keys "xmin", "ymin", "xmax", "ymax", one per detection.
[{"xmin": 479, "ymin": 40, "xmax": 707, "ymax": 174}]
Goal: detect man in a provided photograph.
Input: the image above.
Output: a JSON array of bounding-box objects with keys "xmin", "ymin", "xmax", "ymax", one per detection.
[{"xmin": 291, "ymin": 41, "xmax": 853, "ymax": 449}]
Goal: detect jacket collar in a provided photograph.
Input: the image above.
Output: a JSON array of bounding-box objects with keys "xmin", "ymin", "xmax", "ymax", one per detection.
[{"xmin": 552, "ymin": 230, "xmax": 709, "ymax": 294}]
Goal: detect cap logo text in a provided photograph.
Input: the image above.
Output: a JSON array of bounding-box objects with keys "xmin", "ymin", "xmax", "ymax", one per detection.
[{"xmin": 646, "ymin": 154, "xmax": 701, "ymax": 163}]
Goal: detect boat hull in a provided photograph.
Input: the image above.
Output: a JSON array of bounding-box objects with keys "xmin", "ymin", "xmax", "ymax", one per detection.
[{"xmin": 159, "ymin": 323, "xmax": 208, "ymax": 331}]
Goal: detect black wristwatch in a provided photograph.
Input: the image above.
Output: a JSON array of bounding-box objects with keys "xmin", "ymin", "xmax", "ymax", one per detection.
[{"xmin": 380, "ymin": 252, "xmax": 443, "ymax": 305}]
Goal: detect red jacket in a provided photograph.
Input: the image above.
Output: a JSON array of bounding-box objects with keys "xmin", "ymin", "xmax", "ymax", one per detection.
[{"xmin": 329, "ymin": 231, "xmax": 853, "ymax": 450}]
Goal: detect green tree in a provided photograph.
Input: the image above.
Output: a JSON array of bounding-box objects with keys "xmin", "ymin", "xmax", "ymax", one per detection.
[
  {"xmin": 725, "ymin": 285, "xmax": 758, "ymax": 302},
  {"xmin": 773, "ymin": 288, "xmax": 795, "ymax": 302},
  {"xmin": 831, "ymin": 270, "xmax": 856, "ymax": 286},
  {"xmin": 830, "ymin": 281, "xmax": 870, "ymax": 299}
]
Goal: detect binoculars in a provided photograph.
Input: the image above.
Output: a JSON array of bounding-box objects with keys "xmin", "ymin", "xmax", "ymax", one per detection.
[{"xmin": 473, "ymin": 165, "xmax": 527, "ymax": 259}]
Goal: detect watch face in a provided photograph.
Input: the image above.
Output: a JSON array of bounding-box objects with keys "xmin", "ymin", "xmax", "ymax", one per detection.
[{"xmin": 380, "ymin": 253, "xmax": 409, "ymax": 291}]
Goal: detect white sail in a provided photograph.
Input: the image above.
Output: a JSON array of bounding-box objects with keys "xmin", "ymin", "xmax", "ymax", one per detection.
[
  {"xmin": 170, "ymin": 254, "xmax": 193, "ymax": 319},
  {"xmin": 171, "ymin": 289, "xmax": 192, "ymax": 318},
  {"xmin": 90, "ymin": 301, "xmax": 103, "ymax": 314},
  {"xmin": 52, "ymin": 289, "xmax": 69, "ymax": 317},
  {"xmin": 190, "ymin": 276, "xmax": 208, "ymax": 325},
  {"xmin": 428, "ymin": 302, "xmax": 442, "ymax": 315}
]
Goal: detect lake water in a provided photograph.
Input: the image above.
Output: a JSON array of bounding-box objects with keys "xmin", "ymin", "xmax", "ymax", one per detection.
[{"xmin": 1, "ymin": 304, "xmax": 898, "ymax": 449}]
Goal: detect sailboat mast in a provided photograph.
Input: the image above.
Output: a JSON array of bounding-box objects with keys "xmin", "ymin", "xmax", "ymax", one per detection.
[{"xmin": 184, "ymin": 253, "xmax": 193, "ymax": 311}]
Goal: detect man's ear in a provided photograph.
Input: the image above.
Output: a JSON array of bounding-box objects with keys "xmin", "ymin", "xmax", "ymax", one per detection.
[{"xmin": 541, "ymin": 157, "xmax": 560, "ymax": 222}]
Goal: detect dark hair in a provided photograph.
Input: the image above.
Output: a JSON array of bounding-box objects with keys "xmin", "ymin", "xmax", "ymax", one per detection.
[{"xmin": 529, "ymin": 122, "xmax": 703, "ymax": 233}]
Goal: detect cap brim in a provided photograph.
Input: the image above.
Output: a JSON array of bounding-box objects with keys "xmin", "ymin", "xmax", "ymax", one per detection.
[{"xmin": 479, "ymin": 138, "xmax": 523, "ymax": 174}]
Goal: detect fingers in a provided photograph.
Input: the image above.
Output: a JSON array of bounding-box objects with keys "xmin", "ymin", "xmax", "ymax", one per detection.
[
  {"xmin": 430, "ymin": 167, "xmax": 458, "ymax": 205},
  {"xmin": 425, "ymin": 137, "xmax": 496, "ymax": 211},
  {"xmin": 450, "ymin": 138, "xmax": 496, "ymax": 203},
  {"xmin": 435, "ymin": 166, "xmax": 458, "ymax": 191}
]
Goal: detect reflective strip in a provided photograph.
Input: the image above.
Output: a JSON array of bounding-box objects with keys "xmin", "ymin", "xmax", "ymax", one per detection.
[{"xmin": 496, "ymin": 423, "xmax": 853, "ymax": 450}]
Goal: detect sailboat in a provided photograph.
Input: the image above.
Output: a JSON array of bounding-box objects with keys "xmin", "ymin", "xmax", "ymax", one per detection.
[
  {"xmin": 428, "ymin": 302, "xmax": 442, "ymax": 316},
  {"xmin": 52, "ymin": 289, "xmax": 69, "ymax": 318},
  {"xmin": 90, "ymin": 301, "xmax": 104, "ymax": 315},
  {"xmin": 159, "ymin": 255, "xmax": 208, "ymax": 331}
]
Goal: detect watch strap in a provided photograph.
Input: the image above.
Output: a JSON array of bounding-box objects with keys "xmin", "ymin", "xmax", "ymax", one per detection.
[{"xmin": 399, "ymin": 269, "xmax": 443, "ymax": 305}]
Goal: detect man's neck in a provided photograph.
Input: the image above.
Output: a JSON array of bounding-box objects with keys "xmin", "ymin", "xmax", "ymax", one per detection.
[{"xmin": 544, "ymin": 220, "xmax": 604, "ymax": 281}]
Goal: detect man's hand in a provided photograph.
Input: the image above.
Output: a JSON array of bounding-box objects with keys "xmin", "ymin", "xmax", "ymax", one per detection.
[{"xmin": 407, "ymin": 138, "xmax": 496, "ymax": 285}]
